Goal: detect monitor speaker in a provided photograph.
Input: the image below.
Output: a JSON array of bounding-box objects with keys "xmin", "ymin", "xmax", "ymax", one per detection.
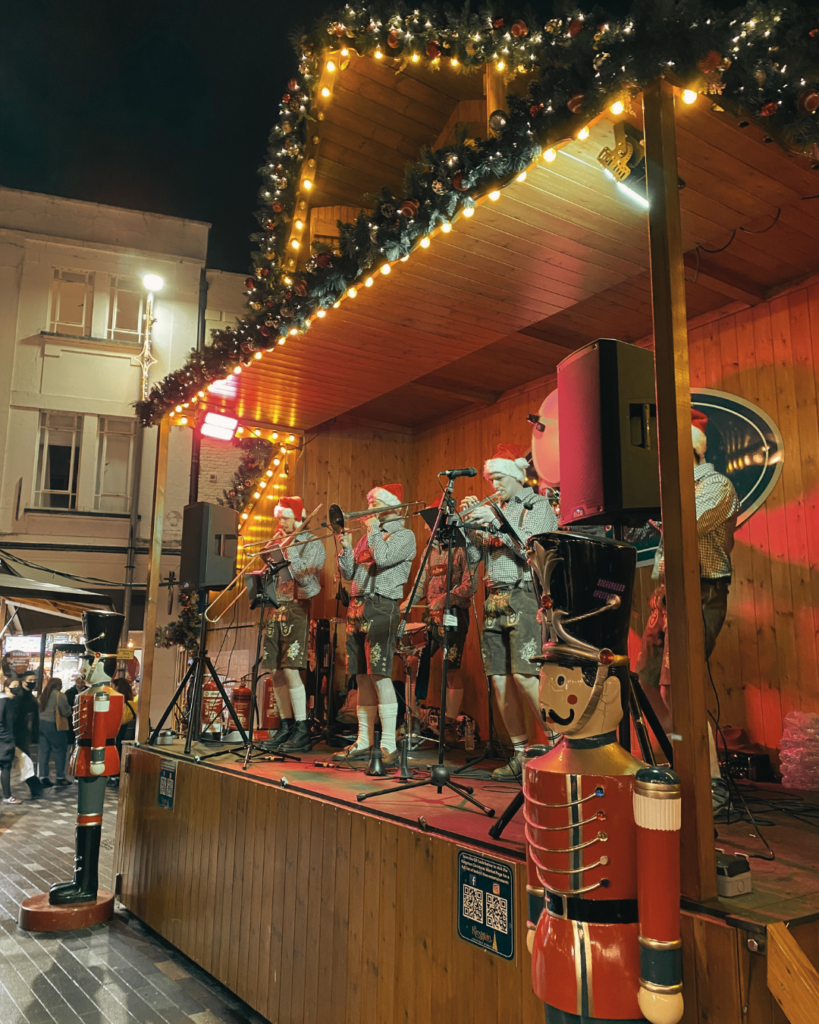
[
  {"xmin": 179, "ymin": 502, "xmax": 239, "ymax": 591},
  {"xmin": 557, "ymin": 338, "xmax": 660, "ymax": 527}
]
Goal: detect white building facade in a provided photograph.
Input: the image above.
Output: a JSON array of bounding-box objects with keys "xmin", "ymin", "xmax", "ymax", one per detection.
[{"xmin": 0, "ymin": 187, "xmax": 248, "ymax": 712}]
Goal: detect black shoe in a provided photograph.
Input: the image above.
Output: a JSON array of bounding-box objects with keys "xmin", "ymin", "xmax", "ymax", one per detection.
[
  {"xmin": 49, "ymin": 824, "xmax": 101, "ymax": 905},
  {"xmin": 278, "ymin": 720, "xmax": 312, "ymax": 753},
  {"xmin": 55, "ymin": 778, "xmax": 71, "ymax": 787},
  {"xmin": 25, "ymin": 777, "xmax": 43, "ymax": 800},
  {"xmin": 40, "ymin": 778, "xmax": 53, "ymax": 789},
  {"xmin": 260, "ymin": 718, "xmax": 295, "ymax": 751}
]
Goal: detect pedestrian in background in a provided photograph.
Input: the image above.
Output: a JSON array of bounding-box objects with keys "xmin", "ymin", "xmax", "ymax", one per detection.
[
  {"xmin": 63, "ymin": 670, "xmax": 87, "ymax": 781},
  {"xmin": 0, "ymin": 680, "xmax": 20, "ymax": 804},
  {"xmin": 37, "ymin": 677, "xmax": 71, "ymax": 787},
  {"xmin": 8, "ymin": 677, "xmax": 42, "ymax": 800},
  {"xmin": 108, "ymin": 677, "xmax": 138, "ymax": 788}
]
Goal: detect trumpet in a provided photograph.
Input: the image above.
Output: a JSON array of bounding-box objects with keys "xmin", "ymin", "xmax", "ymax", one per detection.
[{"xmin": 459, "ymin": 491, "xmax": 503, "ymax": 521}]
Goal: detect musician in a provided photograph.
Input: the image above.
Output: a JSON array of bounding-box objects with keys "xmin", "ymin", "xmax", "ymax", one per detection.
[
  {"xmin": 334, "ymin": 483, "xmax": 416, "ymax": 766},
  {"xmin": 462, "ymin": 443, "xmax": 559, "ymax": 780},
  {"xmin": 262, "ymin": 496, "xmax": 325, "ymax": 754},
  {"xmin": 401, "ymin": 495, "xmax": 480, "ymax": 735}
]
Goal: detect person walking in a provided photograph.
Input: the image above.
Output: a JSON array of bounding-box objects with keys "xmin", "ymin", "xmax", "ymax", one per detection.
[
  {"xmin": 9, "ymin": 676, "xmax": 42, "ymax": 800},
  {"xmin": 37, "ymin": 678, "xmax": 71, "ymax": 787},
  {"xmin": 0, "ymin": 682, "xmax": 20, "ymax": 804}
]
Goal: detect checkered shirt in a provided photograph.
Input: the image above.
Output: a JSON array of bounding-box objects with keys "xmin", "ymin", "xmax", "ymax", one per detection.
[
  {"xmin": 465, "ymin": 488, "xmax": 558, "ymax": 591},
  {"xmin": 338, "ymin": 519, "xmax": 417, "ymax": 600},
  {"xmin": 269, "ymin": 529, "xmax": 325, "ymax": 600},
  {"xmin": 655, "ymin": 463, "xmax": 740, "ymax": 579},
  {"xmin": 417, "ymin": 542, "xmax": 480, "ymax": 611}
]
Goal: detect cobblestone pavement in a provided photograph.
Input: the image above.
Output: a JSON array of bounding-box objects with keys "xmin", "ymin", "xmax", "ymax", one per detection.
[{"xmin": 0, "ymin": 778, "xmax": 270, "ymax": 1024}]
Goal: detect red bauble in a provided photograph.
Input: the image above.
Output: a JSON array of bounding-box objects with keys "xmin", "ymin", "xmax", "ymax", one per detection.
[
  {"xmin": 760, "ymin": 101, "xmax": 779, "ymax": 116},
  {"xmin": 400, "ymin": 198, "xmax": 420, "ymax": 218},
  {"xmin": 492, "ymin": 17, "xmax": 504, "ymax": 30},
  {"xmin": 426, "ymin": 40, "xmax": 441, "ymax": 58},
  {"xmin": 810, "ymin": 28, "xmax": 819, "ymax": 38},
  {"xmin": 697, "ymin": 50, "xmax": 723, "ymax": 74},
  {"xmin": 530, "ymin": 102, "xmax": 544, "ymax": 117},
  {"xmin": 282, "ymin": 93, "xmax": 291, "ymax": 103},
  {"xmin": 388, "ymin": 30, "xmax": 400, "ymax": 48},
  {"xmin": 568, "ymin": 18, "xmax": 584, "ymax": 37},
  {"xmin": 259, "ymin": 326, "xmax": 270, "ymax": 337},
  {"xmin": 316, "ymin": 252, "xmax": 332, "ymax": 269},
  {"xmin": 266, "ymin": 219, "xmax": 276, "ymax": 230},
  {"xmin": 511, "ymin": 20, "xmax": 528, "ymax": 38},
  {"xmin": 798, "ymin": 89, "xmax": 819, "ymax": 114},
  {"xmin": 284, "ymin": 291, "xmax": 293, "ymax": 301},
  {"xmin": 271, "ymin": 202, "xmax": 283, "ymax": 213},
  {"xmin": 259, "ymin": 267, "xmax": 269, "ymax": 277},
  {"xmin": 568, "ymin": 92, "xmax": 584, "ymax": 114},
  {"xmin": 287, "ymin": 78, "xmax": 299, "ymax": 91},
  {"xmin": 293, "ymin": 281, "xmax": 307, "ymax": 296},
  {"xmin": 451, "ymin": 172, "xmax": 468, "ymax": 191},
  {"xmin": 245, "ymin": 277, "xmax": 256, "ymax": 290}
]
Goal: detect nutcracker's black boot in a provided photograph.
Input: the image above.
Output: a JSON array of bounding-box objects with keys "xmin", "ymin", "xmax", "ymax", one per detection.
[{"xmin": 49, "ymin": 825, "xmax": 101, "ymax": 905}]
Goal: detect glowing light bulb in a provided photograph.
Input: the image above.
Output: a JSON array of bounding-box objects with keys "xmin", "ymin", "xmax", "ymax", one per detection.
[
  {"xmin": 516, "ymin": 171, "xmax": 527, "ymax": 182},
  {"xmin": 289, "ymin": 327, "xmax": 298, "ymax": 335},
  {"xmin": 233, "ymin": 366, "xmax": 242, "ymax": 375},
  {"xmin": 450, "ymin": 57, "xmax": 459, "ymax": 67},
  {"xmin": 321, "ymin": 87, "xmax": 330, "ymax": 98},
  {"xmin": 441, "ymin": 222, "xmax": 452, "ymax": 233},
  {"xmin": 302, "ymin": 179, "xmax": 312, "ymax": 190},
  {"xmin": 236, "ymin": 426, "xmax": 244, "ymax": 435},
  {"xmin": 411, "ymin": 53, "xmax": 420, "ymax": 62},
  {"xmin": 253, "ymin": 429, "xmax": 261, "ymax": 436},
  {"xmin": 380, "ymin": 263, "xmax": 391, "ymax": 274},
  {"xmin": 496, "ymin": 60, "xmax": 505, "ymax": 71},
  {"xmin": 253, "ymin": 491, "xmax": 260, "ymax": 499},
  {"xmin": 288, "ymin": 434, "xmax": 295, "ymax": 442},
  {"xmin": 340, "ymin": 48, "xmax": 348, "ymax": 56},
  {"xmin": 295, "ymin": 219, "xmax": 304, "ymax": 230},
  {"xmin": 610, "ymin": 100, "xmax": 625, "ymax": 115},
  {"xmin": 266, "ymin": 469, "xmax": 274, "ymax": 477},
  {"xmin": 543, "ymin": 148, "xmax": 557, "ymax": 162},
  {"xmin": 462, "ymin": 207, "xmax": 474, "ymax": 217},
  {"xmin": 348, "ymin": 287, "xmax": 357, "ymax": 298},
  {"xmin": 241, "ymin": 513, "xmax": 249, "ymax": 520},
  {"xmin": 272, "ymin": 432, "xmax": 278, "ymax": 440},
  {"xmin": 175, "ymin": 405, "xmax": 183, "ymax": 413},
  {"xmin": 179, "ymin": 417, "xmax": 188, "ymax": 426},
  {"xmin": 489, "ymin": 190, "xmax": 501, "ymax": 201},
  {"xmin": 317, "ymin": 309, "xmax": 326, "ymax": 317},
  {"xmin": 278, "ymin": 337, "xmax": 286, "ymax": 345},
  {"xmin": 290, "ymin": 239, "xmax": 300, "ymax": 250},
  {"xmin": 365, "ymin": 276, "xmax": 374, "ymax": 287},
  {"xmin": 578, "ymin": 126, "xmax": 590, "ymax": 140},
  {"xmin": 273, "ymin": 458, "xmax": 280, "ymax": 466},
  {"xmin": 420, "ymin": 237, "xmax": 431, "ymax": 248},
  {"xmin": 375, "ymin": 50, "xmax": 383, "ymax": 59},
  {"xmin": 682, "ymin": 89, "xmax": 698, "ymax": 105},
  {"xmin": 326, "ymin": 61, "xmax": 336, "ymax": 72}
]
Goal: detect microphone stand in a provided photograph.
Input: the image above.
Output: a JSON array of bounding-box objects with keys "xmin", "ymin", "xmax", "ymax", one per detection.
[{"xmin": 357, "ymin": 474, "xmax": 494, "ymax": 817}]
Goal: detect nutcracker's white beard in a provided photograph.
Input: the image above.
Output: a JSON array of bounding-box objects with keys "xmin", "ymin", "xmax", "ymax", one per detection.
[{"xmin": 86, "ymin": 657, "xmax": 112, "ymax": 686}]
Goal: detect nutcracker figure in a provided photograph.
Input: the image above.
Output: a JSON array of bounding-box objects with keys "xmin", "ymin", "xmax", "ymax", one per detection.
[
  {"xmin": 49, "ymin": 611, "xmax": 125, "ymax": 906},
  {"xmin": 524, "ymin": 532, "xmax": 683, "ymax": 1024}
]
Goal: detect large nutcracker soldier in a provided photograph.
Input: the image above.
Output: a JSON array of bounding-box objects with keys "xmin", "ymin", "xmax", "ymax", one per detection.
[
  {"xmin": 50, "ymin": 610, "xmax": 125, "ymax": 905},
  {"xmin": 524, "ymin": 533, "xmax": 683, "ymax": 1024}
]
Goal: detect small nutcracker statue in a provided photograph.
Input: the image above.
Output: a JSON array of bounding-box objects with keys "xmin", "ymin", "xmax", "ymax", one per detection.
[
  {"xmin": 50, "ymin": 610, "xmax": 125, "ymax": 905},
  {"xmin": 524, "ymin": 532, "xmax": 683, "ymax": 1024}
]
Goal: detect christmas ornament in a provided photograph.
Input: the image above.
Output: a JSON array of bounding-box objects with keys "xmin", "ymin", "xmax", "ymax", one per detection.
[
  {"xmin": 798, "ymin": 89, "xmax": 819, "ymax": 114},
  {"xmin": 451, "ymin": 172, "xmax": 468, "ymax": 191},
  {"xmin": 259, "ymin": 267, "xmax": 269, "ymax": 277},
  {"xmin": 388, "ymin": 30, "xmax": 399, "ymax": 48},
  {"xmin": 245, "ymin": 277, "xmax": 256, "ymax": 290},
  {"xmin": 426, "ymin": 40, "xmax": 441, "ymax": 58},
  {"xmin": 272, "ymin": 202, "xmax": 283, "ymax": 213},
  {"xmin": 266, "ymin": 219, "xmax": 276, "ymax": 230},
  {"xmin": 511, "ymin": 20, "xmax": 528, "ymax": 38},
  {"xmin": 489, "ymin": 109, "xmax": 508, "ymax": 132},
  {"xmin": 316, "ymin": 252, "xmax": 333, "ymax": 269},
  {"xmin": 294, "ymin": 281, "xmax": 307, "ymax": 296},
  {"xmin": 380, "ymin": 202, "xmax": 396, "ymax": 219},
  {"xmin": 530, "ymin": 102, "xmax": 544, "ymax": 117},
  {"xmin": 760, "ymin": 101, "xmax": 779, "ymax": 116},
  {"xmin": 697, "ymin": 50, "xmax": 723, "ymax": 73},
  {"xmin": 251, "ymin": 302, "xmax": 262, "ymax": 310},
  {"xmin": 492, "ymin": 17, "xmax": 504, "ymax": 30},
  {"xmin": 431, "ymin": 179, "xmax": 448, "ymax": 195},
  {"xmin": 287, "ymin": 78, "xmax": 299, "ymax": 91},
  {"xmin": 545, "ymin": 19, "xmax": 562, "ymax": 34},
  {"xmin": 567, "ymin": 92, "xmax": 584, "ymax": 114},
  {"xmin": 400, "ymin": 198, "xmax": 420, "ymax": 218},
  {"xmin": 288, "ymin": 98, "xmax": 301, "ymax": 113},
  {"xmin": 567, "ymin": 18, "xmax": 584, "ymax": 37},
  {"xmin": 282, "ymin": 93, "xmax": 291, "ymax": 103}
]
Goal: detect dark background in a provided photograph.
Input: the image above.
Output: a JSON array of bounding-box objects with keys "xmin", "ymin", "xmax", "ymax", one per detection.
[{"xmin": 2, "ymin": 0, "xmax": 734, "ymax": 272}]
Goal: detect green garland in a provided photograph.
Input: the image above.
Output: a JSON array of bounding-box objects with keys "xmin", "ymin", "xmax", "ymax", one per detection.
[
  {"xmin": 137, "ymin": 0, "xmax": 819, "ymax": 426},
  {"xmin": 217, "ymin": 437, "xmax": 274, "ymax": 511},
  {"xmin": 156, "ymin": 584, "xmax": 201, "ymax": 652}
]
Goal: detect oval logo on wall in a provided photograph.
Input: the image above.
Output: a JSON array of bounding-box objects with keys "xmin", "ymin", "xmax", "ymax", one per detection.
[{"xmin": 692, "ymin": 388, "xmax": 784, "ymax": 526}]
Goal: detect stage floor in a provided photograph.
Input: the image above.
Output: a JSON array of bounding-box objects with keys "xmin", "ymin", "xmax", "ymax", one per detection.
[{"xmin": 133, "ymin": 737, "xmax": 819, "ymax": 931}]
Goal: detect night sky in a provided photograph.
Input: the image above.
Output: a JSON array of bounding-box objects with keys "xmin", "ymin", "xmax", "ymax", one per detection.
[{"xmin": 1, "ymin": 0, "xmax": 734, "ymax": 273}]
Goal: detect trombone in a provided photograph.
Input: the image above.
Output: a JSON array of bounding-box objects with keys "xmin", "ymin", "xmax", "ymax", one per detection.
[{"xmin": 241, "ymin": 497, "xmax": 426, "ymax": 549}]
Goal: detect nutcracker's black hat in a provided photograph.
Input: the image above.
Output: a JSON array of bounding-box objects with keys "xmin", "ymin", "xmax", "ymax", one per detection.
[
  {"xmin": 527, "ymin": 532, "xmax": 636, "ymax": 668},
  {"xmin": 82, "ymin": 611, "xmax": 125, "ymax": 658}
]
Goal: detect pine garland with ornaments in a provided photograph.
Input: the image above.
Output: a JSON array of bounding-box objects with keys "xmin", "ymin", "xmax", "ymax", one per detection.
[
  {"xmin": 155, "ymin": 584, "xmax": 201, "ymax": 652},
  {"xmin": 137, "ymin": 0, "xmax": 819, "ymax": 426},
  {"xmin": 217, "ymin": 436, "xmax": 274, "ymax": 512}
]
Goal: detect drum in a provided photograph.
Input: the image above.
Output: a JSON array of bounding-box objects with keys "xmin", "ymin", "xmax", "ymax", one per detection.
[{"xmin": 396, "ymin": 622, "xmax": 428, "ymax": 658}]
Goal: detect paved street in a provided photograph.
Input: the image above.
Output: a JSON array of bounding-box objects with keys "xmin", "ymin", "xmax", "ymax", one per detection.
[{"xmin": 0, "ymin": 780, "xmax": 269, "ymax": 1024}]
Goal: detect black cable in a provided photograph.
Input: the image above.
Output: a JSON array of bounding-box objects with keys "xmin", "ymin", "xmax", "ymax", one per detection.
[
  {"xmin": 698, "ymin": 230, "xmax": 737, "ymax": 255},
  {"xmin": 0, "ymin": 548, "xmax": 131, "ymax": 589},
  {"xmin": 739, "ymin": 207, "xmax": 782, "ymax": 234}
]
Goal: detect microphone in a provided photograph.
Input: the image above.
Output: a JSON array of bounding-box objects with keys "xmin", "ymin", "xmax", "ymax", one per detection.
[{"xmin": 439, "ymin": 467, "xmax": 477, "ymax": 478}]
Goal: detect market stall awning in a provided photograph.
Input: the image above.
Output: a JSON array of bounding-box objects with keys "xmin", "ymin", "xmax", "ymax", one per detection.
[{"xmin": 0, "ymin": 572, "xmax": 114, "ymax": 631}]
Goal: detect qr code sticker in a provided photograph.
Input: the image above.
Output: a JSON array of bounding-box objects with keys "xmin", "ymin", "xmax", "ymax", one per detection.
[
  {"xmin": 485, "ymin": 892, "xmax": 508, "ymax": 934},
  {"xmin": 462, "ymin": 884, "xmax": 483, "ymax": 923}
]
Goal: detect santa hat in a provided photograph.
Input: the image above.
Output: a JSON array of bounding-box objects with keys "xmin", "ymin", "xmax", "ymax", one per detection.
[
  {"xmin": 484, "ymin": 443, "xmax": 529, "ymax": 483},
  {"xmin": 691, "ymin": 408, "xmax": 708, "ymax": 459},
  {"xmin": 367, "ymin": 483, "xmax": 403, "ymax": 508},
  {"xmin": 273, "ymin": 495, "xmax": 305, "ymax": 520}
]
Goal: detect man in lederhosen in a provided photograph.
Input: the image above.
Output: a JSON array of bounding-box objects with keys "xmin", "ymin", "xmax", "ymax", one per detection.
[
  {"xmin": 262, "ymin": 496, "xmax": 325, "ymax": 753},
  {"xmin": 462, "ymin": 443, "xmax": 559, "ymax": 780},
  {"xmin": 333, "ymin": 483, "xmax": 416, "ymax": 766}
]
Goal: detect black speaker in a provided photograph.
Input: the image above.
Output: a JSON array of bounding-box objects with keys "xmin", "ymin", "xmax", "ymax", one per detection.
[
  {"xmin": 557, "ymin": 338, "xmax": 660, "ymax": 527},
  {"xmin": 179, "ymin": 502, "xmax": 239, "ymax": 590}
]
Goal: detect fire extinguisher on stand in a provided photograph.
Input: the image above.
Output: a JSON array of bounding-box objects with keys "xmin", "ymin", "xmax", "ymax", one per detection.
[
  {"xmin": 260, "ymin": 673, "xmax": 281, "ymax": 738},
  {"xmin": 200, "ymin": 678, "xmax": 223, "ymax": 742},
  {"xmin": 224, "ymin": 682, "xmax": 252, "ymax": 741}
]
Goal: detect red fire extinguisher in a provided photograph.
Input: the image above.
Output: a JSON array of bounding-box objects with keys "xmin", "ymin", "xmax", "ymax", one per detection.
[
  {"xmin": 229, "ymin": 682, "xmax": 252, "ymax": 733},
  {"xmin": 200, "ymin": 679, "xmax": 223, "ymax": 735},
  {"xmin": 260, "ymin": 674, "xmax": 280, "ymax": 731}
]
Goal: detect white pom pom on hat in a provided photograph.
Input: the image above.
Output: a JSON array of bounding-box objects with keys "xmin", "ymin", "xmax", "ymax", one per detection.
[{"xmin": 483, "ymin": 443, "xmax": 529, "ymax": 483}]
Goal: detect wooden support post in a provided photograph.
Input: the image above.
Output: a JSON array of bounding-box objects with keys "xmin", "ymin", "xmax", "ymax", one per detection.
[
  {"xmin": 484, "ymin": 64, "xmax": 507, "ymax": 129},
  {"xmin": 768, "ymin": 922, "xmax": 819, "ymax": 1024},
  {"xmin": 136, "ymin": 415, "xmax": 170, "ymax": 744},
  {"xmin": 643, "ymin": 78, "xmax": 717, "ymax": 902}
]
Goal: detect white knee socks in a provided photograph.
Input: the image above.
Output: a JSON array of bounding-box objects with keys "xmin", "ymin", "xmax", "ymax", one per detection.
[
  {"xmin": 374, "ymin": 676, "xmax": 398, "ymax": 753},
  {"xmin": 355, "ymin": 704, "xmax": 377, "ymax": 751},
  {"xmin": 273, "ymin": 675, "xmax": 293, "ymax": 720},
  {"xmin": 284, "ymin": 669, "xmax": 307, "ymax": 722}
]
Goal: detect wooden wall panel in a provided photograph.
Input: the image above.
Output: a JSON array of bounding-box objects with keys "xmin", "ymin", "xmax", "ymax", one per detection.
[{"xmin": 115, "ymin": 748, "xmax": 780, "ymax": 1024}]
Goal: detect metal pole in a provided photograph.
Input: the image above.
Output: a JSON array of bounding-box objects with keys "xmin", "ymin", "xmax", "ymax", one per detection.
[
  {"xmin": 136, "ymin": 414, "xmax": 170, "ymax": 744},
  {"xmin": 643, "ymin": 78, "xmax": 717, "ymax": 902},
  {"xmin": 121, "ymin": 423, "xmax": 144, "ymax": 643}
]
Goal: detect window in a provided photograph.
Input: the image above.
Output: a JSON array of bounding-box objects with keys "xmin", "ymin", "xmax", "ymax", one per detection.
[
  {"xmin": 34, "ymin": 412, "xmax": 82, "ymax": 509},
  {"xmin": 49, "ymin": 269, "xmax": 93, "ymax": 336},
  {"xmin": 107, "ymin": 277, "xmax": 144, "ymax": 342},
  {"xmin": 95, "ymin": 417, "xmax": 135, "ymax": 512}
]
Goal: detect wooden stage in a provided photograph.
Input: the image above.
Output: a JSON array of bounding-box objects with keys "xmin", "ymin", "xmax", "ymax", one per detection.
[{"xmin": 114, "ymin": 741, "xmax": 819, "ymax": 1024}]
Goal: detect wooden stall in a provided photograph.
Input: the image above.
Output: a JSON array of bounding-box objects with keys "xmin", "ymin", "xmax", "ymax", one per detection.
[{"xmin": 128, "ymin": 6, "xmax": 819, "ymax": 1021}]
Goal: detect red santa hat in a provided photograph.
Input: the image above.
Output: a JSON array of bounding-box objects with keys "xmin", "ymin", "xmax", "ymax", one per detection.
[
  {"xmin": 691, "ymin": 408, "xmax": 708, "ymax": 459},
  {"xmin": 273, "ymin": 495, "xmax": 305, "ymax": 521},
  {"xmin": 367, "ymin": 482, "xmax": 404, "ymax": 508},
  {"xmin": 484, "ymin": 443, "xmax": 529, "ymax": 483}
]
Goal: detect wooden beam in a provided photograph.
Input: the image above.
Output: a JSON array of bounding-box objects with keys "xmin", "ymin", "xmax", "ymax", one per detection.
[
  {"xmin": 137, "ymin": 414, "xmax": 170, "ymax": 744},
  {"xmin": 768, "ymin": 922, "xmax": 819, "ymax": 1024},
  {"xmin": 682, "ymin": 253, "xmax": 765, "ymax": 305},
  {"xmin": 412, "ymin": 376, "xmax": 502, "ymax": 405},
  {"xmin": 643, "ymin": 78, "xmax": 717, "ymax": 902}
]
